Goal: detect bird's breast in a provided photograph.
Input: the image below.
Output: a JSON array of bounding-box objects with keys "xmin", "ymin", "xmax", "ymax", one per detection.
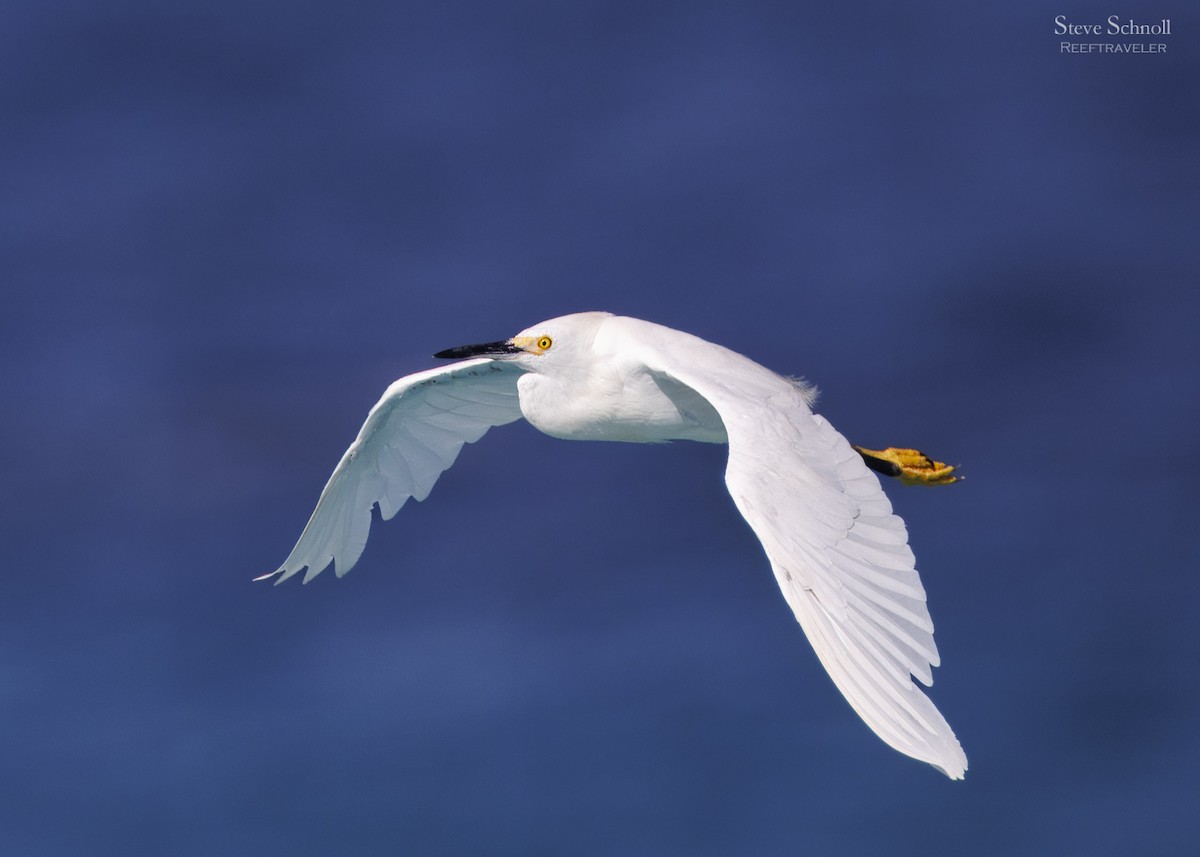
[{"xmin": 517, "ymin": 369, "xmax": 727, "ymax": 444}]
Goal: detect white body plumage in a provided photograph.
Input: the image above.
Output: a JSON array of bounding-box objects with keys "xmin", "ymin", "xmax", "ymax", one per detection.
[{"xmin": 266, "ymin": 312, "xmax": 967, "ymax": 779}]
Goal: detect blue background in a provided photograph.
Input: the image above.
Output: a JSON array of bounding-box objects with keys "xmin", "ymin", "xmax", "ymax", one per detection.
[{"xmin": 4, "ymin": 1, "xmax": 1198, "ymax": 854}]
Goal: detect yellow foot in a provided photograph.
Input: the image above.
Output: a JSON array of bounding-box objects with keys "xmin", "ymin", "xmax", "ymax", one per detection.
[{"xmin": 853, "ymin": 446, "xmax": 959, "ymax": 486}]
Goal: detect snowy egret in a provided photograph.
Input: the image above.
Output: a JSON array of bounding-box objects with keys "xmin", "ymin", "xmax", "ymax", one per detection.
[{"xmin": 264, "ymin": 312, "xmax": 967, "ymax": 778}]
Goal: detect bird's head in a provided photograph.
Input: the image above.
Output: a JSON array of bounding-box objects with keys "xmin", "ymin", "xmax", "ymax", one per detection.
[{"xmin": 433, "ymin": 311, "xmax": 612, "ymax": 371}]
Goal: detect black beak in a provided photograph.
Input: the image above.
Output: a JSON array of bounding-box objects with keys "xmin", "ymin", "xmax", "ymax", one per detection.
[{"xmin": 433, "ymin": 340, "xmax": 523, "ymax": 359}]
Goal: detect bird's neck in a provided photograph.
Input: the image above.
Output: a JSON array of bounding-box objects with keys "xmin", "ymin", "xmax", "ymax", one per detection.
[{"xmin": 516, "ymin": 366, "xmax": 726, "ymax": 444}]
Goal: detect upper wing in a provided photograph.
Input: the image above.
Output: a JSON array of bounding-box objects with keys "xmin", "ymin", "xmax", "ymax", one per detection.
[
  {"xmin": 268, "ymin": 359, "xmax": 525, "ymax": 584},
  {"xmin": 633, "ymin": 329, "xmax": 966, "ymax": 778}
]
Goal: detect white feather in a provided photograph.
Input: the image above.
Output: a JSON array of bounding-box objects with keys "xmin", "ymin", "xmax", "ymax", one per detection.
[
  {"xmin": 268, "ymin": 359, "xmax": 524, "ymax": 584},
  {"xmin": 268, "ymin": 313, "xmax": 966, "ymax": 778}
]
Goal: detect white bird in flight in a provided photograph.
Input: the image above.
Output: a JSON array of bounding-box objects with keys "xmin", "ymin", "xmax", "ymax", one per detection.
[{"xmin": 263, "ymin": 311, "xmax": 967, "ymax": 778}]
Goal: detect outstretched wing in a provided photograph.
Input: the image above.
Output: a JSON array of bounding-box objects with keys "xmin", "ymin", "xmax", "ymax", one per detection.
[
  {"xmin": 631, "ymin": 325, "xmax": 966, "ymax": 778},
  {"xmin": 268, "ymin": 359, "xmax": 525, "ymax": 584}
]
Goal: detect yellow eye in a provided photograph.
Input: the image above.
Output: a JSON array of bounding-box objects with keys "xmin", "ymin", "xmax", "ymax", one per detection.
[{"xmin": 537, "ymin": 336, "xmax": 553, "ymax": 351}]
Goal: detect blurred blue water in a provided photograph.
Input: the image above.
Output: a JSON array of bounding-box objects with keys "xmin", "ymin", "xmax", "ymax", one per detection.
[{"xmin": 3, "ymin": 1, "xmax": 1198, "ymax": 854}]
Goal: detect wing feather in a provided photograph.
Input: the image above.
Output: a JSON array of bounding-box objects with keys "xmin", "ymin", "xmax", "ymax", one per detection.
[
  {"xmin": 632, "ymin": 322, "xmax": 966, "ymax": 778},
  {"xmin": 270, "ymin": 359, "xmax": 524, "ymax": 584}
]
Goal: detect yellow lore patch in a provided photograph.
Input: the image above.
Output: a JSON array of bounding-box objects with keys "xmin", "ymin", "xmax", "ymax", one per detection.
[{"xmin": 509, "ymin": 335, "xmax": 552, "ymax": 354}]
